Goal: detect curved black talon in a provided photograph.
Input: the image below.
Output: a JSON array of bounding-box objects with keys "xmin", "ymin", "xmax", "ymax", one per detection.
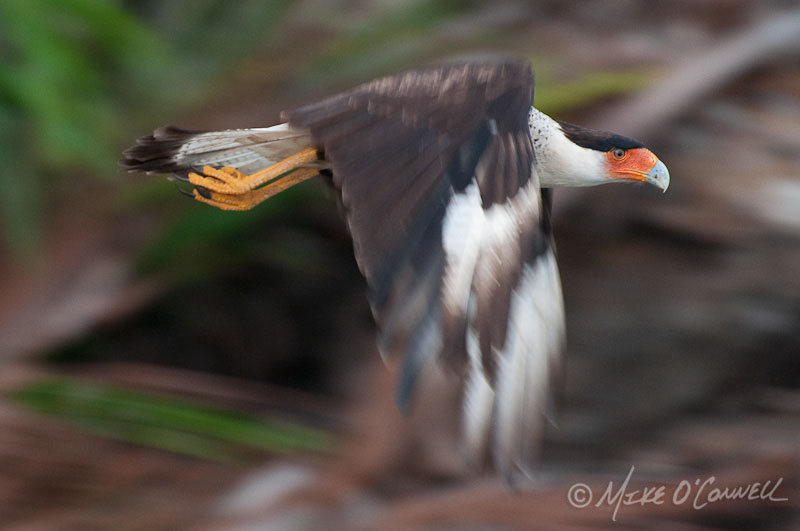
[
  {"xmin": 175, "ymin": 185, "xmax": 195, "ymax": 198},
  {"xmin": 194, "ymin": 186, "xmax": 212, "ymax": 199},
  {"xmin": 168, "ymin": 172, "xmax": 190, "ymax": 183}
]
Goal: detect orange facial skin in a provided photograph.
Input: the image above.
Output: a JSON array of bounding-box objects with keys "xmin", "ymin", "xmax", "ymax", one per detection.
[{"xmin": 606, "ymin": 147, "xmax": 659, "ymax": 182}]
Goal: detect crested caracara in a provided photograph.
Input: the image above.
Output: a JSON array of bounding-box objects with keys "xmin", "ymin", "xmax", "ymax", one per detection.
[{"xmin": 123, "ymin": 59, "xmax": 669, "ymax": 483}]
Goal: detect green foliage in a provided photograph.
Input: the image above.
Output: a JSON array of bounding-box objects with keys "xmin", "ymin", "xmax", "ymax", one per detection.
[
  {"xmin": 0, "ymin": 0, "xmax": 295, "ymax": 256},
  {"xmin": 13, "ymin": 377, "xmax": 334, "ymax": 462},
  {"xmin": 0, "ymin": 0, "xmax": 164, "ymax": 254}
]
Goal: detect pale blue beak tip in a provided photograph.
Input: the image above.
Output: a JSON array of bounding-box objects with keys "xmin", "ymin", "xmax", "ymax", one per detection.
[{"xmin": 646, "ymin": 159, "xmax": 670, "ymax": 192}]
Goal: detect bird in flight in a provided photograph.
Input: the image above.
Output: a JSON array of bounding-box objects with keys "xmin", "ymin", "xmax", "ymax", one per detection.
[{"xmin": 123, "ymin": 59, "xmax": 669, "ymax": 483}]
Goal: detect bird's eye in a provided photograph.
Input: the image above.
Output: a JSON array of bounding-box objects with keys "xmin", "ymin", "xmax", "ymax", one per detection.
[{"xmin": 611, "ymin": 148, "xmax": 625, "ymax": 160}]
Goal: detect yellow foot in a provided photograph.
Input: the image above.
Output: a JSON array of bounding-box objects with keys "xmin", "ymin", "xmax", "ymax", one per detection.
[
  {"xmin": 187, "ymin": 147, "xmax": 319, "ymax": 195},
  {"xmin": 192, "ymin": 167, "xmax": 319, "ymax": 211}
]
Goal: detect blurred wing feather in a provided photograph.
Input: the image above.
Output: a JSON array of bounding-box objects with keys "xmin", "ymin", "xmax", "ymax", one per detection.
[{"xmin": 286, "ymin": 59, "xmax": 563, "ymax": 479}]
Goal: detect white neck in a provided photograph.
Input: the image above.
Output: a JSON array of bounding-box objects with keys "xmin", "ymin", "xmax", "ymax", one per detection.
[{"xmin": 528, "ymin": 108, "xmax": 607, "ymax": 188}]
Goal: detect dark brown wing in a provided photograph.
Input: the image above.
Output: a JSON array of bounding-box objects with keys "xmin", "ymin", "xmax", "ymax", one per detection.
[{"xmin": 284, "ymin": 59, "xmax": 539, "ymax": 408}]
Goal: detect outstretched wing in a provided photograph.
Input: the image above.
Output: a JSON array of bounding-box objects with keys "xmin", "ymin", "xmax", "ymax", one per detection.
[{"xmin": 286, "ymin": 59, "xmax": 564, "ymax": 480}]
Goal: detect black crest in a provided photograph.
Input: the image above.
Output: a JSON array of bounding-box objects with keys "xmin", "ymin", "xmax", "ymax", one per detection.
[{"xmin": 556, "ymin": 120, "xmax": 643, "ymax": 152}]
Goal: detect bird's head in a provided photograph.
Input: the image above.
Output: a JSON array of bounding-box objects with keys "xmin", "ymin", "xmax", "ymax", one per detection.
[
  {"xmin": 602, "ymin": 144, "xmax": 670, "ymax": 192},
  {"xmin": 532, "ymin": 113, "xmax": 669, "ymax": 192}
]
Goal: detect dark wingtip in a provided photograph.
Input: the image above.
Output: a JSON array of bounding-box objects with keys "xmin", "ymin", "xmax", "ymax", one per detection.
[{"xmin": 121, "ymin": 125, "xmax": 206, "ymax": 174}]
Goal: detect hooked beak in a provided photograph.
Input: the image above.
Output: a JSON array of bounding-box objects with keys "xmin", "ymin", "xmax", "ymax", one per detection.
[
  {"xmin": 645, "ymin": 159, "xmax": 670, "ymax": 192},
  {"xmin": 608, "ymin": 148, "xmax": 670, "ymax": 192}
]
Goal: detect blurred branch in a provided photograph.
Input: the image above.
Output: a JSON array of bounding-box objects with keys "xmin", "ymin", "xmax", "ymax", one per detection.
[{"xmin": 592, "ymin": 7, "xmax": 800, "ymax": 140}]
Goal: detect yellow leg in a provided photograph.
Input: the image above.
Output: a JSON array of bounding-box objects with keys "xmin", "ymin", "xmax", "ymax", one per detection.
[
  {"xmin": 193, "ymin": 167, "xmax": 319, "ymax": 211},
  {"xmin": 188, "ymin": 147, "xmax": 319, "ymax": 195}
]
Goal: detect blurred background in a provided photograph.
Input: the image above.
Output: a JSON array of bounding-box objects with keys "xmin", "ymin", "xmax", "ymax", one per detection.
[{"xmin": 1, "ymin": 0, "xmax": 799, "ymax": 529}]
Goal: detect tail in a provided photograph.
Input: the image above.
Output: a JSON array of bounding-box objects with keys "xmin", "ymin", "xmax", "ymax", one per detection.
[{"xmin": 121, "ymin": 123, "xmax": 314, "ymax": 177}]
